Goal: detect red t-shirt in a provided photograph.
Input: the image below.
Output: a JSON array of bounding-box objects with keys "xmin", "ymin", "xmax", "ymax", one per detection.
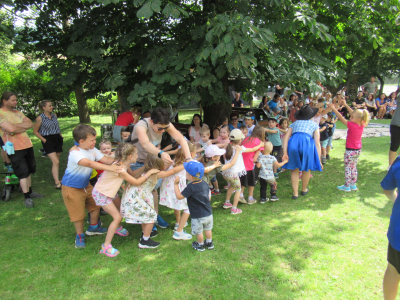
[
  {"xmin": 115, "ymin": 112, "xmax": 135, "ymax": 126},
  {"xmin": 346, "ymin": 121, "xmax": 364, "ymax": 149}
]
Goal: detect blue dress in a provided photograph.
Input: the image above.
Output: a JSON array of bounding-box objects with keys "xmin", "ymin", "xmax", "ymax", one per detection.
[{"xmin": 283, "ymin": 120, "xmax": 322, "ymax": 172}]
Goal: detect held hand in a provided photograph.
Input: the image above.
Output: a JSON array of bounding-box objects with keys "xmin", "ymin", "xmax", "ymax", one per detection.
[
  {"xmin": 161, "ymin": 152, "xmax": 173, "ymax": 164},
  {"xmin": 282, "ymin": 153, "xmax": 289, "ymax": 162},
  {"xmin": 326, "ymin": 102, "xmax": 334, "ymax": 109},
  {"xmin": 110, "ymin": 164, "xmax": 125, "ymax": 173},
  {"xmin": 282, "ymin": 159, "xmax": 288, "ymax": 164},
  {"xmin": 213, "ymin": 160, "xmax": 222, "ymax": 168},
  {"xmin": 174, "ymin": 176, "xmax": 180, "ymax": 184},
  {"xmin": 148, "ymin": 169, "xmax": 160, "ymax": 176},
  {"xmin": 235, "ymin": 144, "xmax": 242, "ymax": 152},
  {"xmin": 70, "ymin": 145, "xmax": 79, "ymax": 152}
]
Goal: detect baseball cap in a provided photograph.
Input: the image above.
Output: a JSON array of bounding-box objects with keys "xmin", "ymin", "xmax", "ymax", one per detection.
[
  {"xmin": 205, "ymin": 145, "xmax": 226, "ymax": 157},
  {"xmin": 229, "ymin": 129, "xmax": 244, "ymax": 140},
  {"xmin": 244, "ymin": 111, "xmax": 255, "ymax": 120},
  {"xmin": 183, "ymin": 161, "xmax": 204, "ymax": 179}
]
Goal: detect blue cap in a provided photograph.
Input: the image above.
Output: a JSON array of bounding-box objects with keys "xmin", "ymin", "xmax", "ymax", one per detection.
[{"xmin": 183, "ymin": 161, "xmax": 204, "ymax": 179}]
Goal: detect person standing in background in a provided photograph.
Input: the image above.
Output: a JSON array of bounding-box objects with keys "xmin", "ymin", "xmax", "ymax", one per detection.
[{"xmin": 362, "ymin": 76, "xmax": 378, "ymax": 97}]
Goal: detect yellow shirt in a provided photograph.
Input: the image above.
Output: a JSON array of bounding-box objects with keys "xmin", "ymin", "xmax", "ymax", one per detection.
[{"xmin": 0, "ymin": 108, "xmax": 33, "ymax": 150}]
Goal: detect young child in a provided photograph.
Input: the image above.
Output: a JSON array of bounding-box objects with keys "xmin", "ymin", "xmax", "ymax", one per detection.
[
  {"xmin": 264, "ymin": 118, "xmax": 282, "ymax": 177},
  {"xmin": 210, "ymin": 125, "xmax": 230, "ymax": 148},
  {"xmin": 96, "ymin": 139, "xmax": 114, "ymax": 179},
  {"xmin": 174, "ymin": 161, "xmax": 214, "ymax": 252},
  {"xmin": 195, "ymin": 126, "xmax": 212, "ymax": 156},
  {"xmin": 240, "ymin": 126, "xmax": 265, "ymax": 204},
  {"xmin": 62, "ymin": 124, "xmax": 124, "ymax": 249},
  {"xmin": 93, "ymin": 144, "xmax": 159, "ymax": 257},
  {"xmin": 325, "ymin": 113, "xmax": 337, "ymax": 159},
  {"xmin": 319, "ymin": 116, "xmax": 329, "ymax": 164},
  {"xmin": 121, "ymin": 127, "xmax": 131, "ymax": 142},
  {"xmin": 243, "ymin": 113, "xmax": 255, "ymax": 136},
  {"xmin": 239, "ymin": 124, "xmax": 248, "ymax": 137},
  {"xmin": 327, "ymin": 100, "xmax": 369, "ymax": 192},
  {"xmin": 256, "ymin": 141, "xmax": 288, "ymax": 203},
  {"xmin": 222, "ymin": 129, "xmax": 263, "ymax": 214}
]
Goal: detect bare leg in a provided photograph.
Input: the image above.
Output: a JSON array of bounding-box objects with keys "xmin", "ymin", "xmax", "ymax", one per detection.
[
  {"xmin": 113, "ymin": 195, "xmax": 121, "ymax": 211},
  {"xmin": 301, "ymin": 170, "xmax": 311, "ymax": 192},
  {"xmin": 389, "ymin": 150, "xmax": 398, "ymax": 166},
  {"xmin": 205, "ymin": 230, "xmax": 212, "ymax": 240},
  {"xmin": 19, "ymin": 177, "xmax": 30, "ymax": 193},
  {"xmin": 326, "ymin": 145, "xmax": 331, "ymax": 155},
  {"xmin": 196, "ymin": 233, "xmax": 204, "ymax": 243},
  {"xmin": 142, "ymin": 223, "xmax": 154, "ymax": 237},
  {"xmin": 212, "ymin": 180, "xmax": 219, "ymax": 191},
  {"xmin": 177, "ymin": 212, "xmax": 190, "ymax": 232},
  {"xmin": 1, "ymin": 149, "xmax": 10, "ymax": 164},
  {"xmin": 152, "ymin": 189, "xmax": 159, "ymax": 214},
  {"xmin": 248, "ymin": 186, "xmax": 254, "ymax": 198},
  {"xmin": 321, "ymin": 147, "xmax": 326, "ymax": 158},
  {"xmin": 226, "ymin": 186, "xmax": 234, "ymax": 202},
  {"xmin": 291, "ymin": 169, "xmax": 300, "ymax": 197},
  {"xmin": 101, "ymin": 202, "xmax": 122, "ymax": 247},
  {"xmin": 174, "ymin": 210, "xmax": 181, "ymax": 224},
  {"xmin": 74, "ymin": 220, "xmax": 84, "ymax": 235},
  {"xmin": 47, "ymin": 152, "xmax": 60, "ymax": 185},
  {"xmin": 232, "ymin": 191, "xmax": 241, "ymax": 207},
  {"xmin": 90, "ymin": 208, "xmax": 100, "ymax": 224},
  {"xmin": 383, "ymin": 262, "xmax": 400, "ymax": 300}
]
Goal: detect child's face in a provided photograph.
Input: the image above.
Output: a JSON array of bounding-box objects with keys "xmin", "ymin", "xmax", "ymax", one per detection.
[
  {"xmin": 79, "ymin": 134, "xmax": 96, "ymax": 150},
  {"xmin": 129, "ymin": 151, "xmax": 138, "ymax": 163},
  {"xmin": 241, "ymin": 128, "xmax": 248, "ymax": 136},
  {"xmin": 245, "ymin": 118, "xmax": 253, "ymax": 127},
  {"xmin": 281, "ymin": 120, "xmax": 288, "ymax": 129},
  {"xmin": 201, "ymin": 133, "xmax": 210, "ymax": 143},
  {"xmin": 121, "ymin": 132, "xmax": 130, "ymax": 141},
  {"xmin": 268, "ymin": 120, "xmax": 277, "ymax": 128},
  {"xmin": 100, "ymin": 143, "xmax": 112, "ymax": 155},
  {"xmin": 219, "ymin": 128, "xmax": 229, "ymax": 139}
]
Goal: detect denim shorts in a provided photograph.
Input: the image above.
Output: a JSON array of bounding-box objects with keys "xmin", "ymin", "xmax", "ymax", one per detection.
[
  {"xmin": 321, "ymin": 139, "xmax": 329, "ymax": 148},
  {"xmin": 191, "ymin": 215, "xmax": 213, "ymax": 235}
]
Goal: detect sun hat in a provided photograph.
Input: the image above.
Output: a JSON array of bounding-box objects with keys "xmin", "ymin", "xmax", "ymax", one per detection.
[
  {"xmin": 183, "ymin": 160, "xmax": 204, "ymax": 179},
  {"xmin": 205, "ymin": 145, "xmax": 226, "ymax": 157},
  {"xmin": 294, "ymin": 104, "xmax": 319, "ymax": 120},
  {"xmin": 229, "ymin": 129, "xmax": 244, "ymax": 140}
]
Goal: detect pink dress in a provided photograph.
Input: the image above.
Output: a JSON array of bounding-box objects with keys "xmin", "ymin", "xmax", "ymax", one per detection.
[{"xmin": 159, "ymin": 165, "xmax": 188, "ymax": 210}]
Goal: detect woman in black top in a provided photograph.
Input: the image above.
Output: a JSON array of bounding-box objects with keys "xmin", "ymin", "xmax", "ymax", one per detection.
[
  {"xmin": 33, "ymin": 100, "xmax": 63, "ymax": 189},
  {"xmin": 258, "ymin": 96, "xmax": 269, "ymax": 109}
]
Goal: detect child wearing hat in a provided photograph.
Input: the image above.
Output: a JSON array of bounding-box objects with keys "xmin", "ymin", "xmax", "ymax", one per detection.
[
  {"xmin": 243, "ymin": 112, "xmax": 255, "ymax": 136},
  {"xmin": 174, "ymin": 161, "xmax": 214, "ymax": 252},
  {"xmin": 282, "ymin": 104, "xmax": 323, "ymax": 199}
]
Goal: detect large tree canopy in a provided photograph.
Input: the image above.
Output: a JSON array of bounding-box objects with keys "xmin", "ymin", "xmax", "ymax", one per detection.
[{"xmin": 10, "ymin": 0, "xmax": 400, "ymax": 125}]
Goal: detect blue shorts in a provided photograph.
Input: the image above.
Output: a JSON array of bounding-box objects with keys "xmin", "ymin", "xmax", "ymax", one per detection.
[{"xmin": 321, "ymin": 139, "xmax": 329, "ymax": 148}]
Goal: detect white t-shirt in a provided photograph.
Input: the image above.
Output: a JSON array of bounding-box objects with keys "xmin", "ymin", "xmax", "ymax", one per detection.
[
  {"xmin": 223, "ymin": 145, "xmax": 246, "ymax": 177},
  {"xmin": 247, "ymin": 125, "xmax": 255, "ymax": 136},
  {"xmin": 62, "ymin": 147, "xmax": 104, "ymax": 189}
]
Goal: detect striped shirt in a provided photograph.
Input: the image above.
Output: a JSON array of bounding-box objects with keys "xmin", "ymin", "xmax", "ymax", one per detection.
[{"xmin": 39, "ymin": 113, "xmax": 61, "ymax": 136}]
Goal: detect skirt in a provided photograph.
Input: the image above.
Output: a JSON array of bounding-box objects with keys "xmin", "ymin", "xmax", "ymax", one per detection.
[{"xmin": 283, "ymin": 132, "xmax": 322, "ymax": 172}]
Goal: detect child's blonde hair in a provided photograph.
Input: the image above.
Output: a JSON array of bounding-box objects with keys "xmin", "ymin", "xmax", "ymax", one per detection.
[
  {"xmin": 262, "ymin": 141, "xmax": 273, "ymax": 155},
  {"xmin": 200, "ymin": 126, "xmax": 210, "ymax": 135},
  {"xmin": 136, "ymin": 154, "xmax": 164, "ymax": 183},
  {"xmin": 114, "ymin": 143, "xmax": 136, "ymax": 163},
  {"xmin": 352, "ymin": 109, "xmax": 370, "ymax": 126},
  {"xmin": 99, "ymin": 139, "xmax": 112, "ymax": 148},
  {"xmin": 174, "ymin": 142, "xmax": 195, "ymax": 166},
  {"xmin": 38, "ymin": 100, "xmax": 52, "ymax": 113}
]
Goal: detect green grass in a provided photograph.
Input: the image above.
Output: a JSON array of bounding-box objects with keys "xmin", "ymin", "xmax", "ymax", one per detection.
[{"xmin": 0, "ymin": 113, "xmax": 394, "ymax": 299}]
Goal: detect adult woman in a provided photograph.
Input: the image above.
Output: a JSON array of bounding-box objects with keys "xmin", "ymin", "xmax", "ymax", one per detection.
[
  {"xmin": 365, "ymin": 93, "xmax": 378, "ymax": 119},
  {"xmin": 213, "ymin": 116, "xmax": 228, "ymax": 139},
  {"xmin": 258, "ymin": 96, "xmax": 269, "ymax": 109},
  {"xmin": 33, "ymin": 100, "xmax": 63, "ymax": 189},
  {"xmin": 387, "ymin": 92, "xmax": 397, "ymax": 117},
  {"xmin": 376, "ymin": 93, "xmax": 388, "ymax": 119},
  {"xmin": 188, "ymin": 114, "xmax": 204, "ymax": 143},
  {"xmin": 112, "ymin": 106, "xmax": 142, "ymax": 142},
  {"xmin": 229, "ymin": 112, "xmax": 241, "ymax": 130}
]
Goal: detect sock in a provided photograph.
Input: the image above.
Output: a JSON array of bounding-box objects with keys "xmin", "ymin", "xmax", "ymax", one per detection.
[
  {"xmin": 232, "ymin": 206, "xmax": 237, "ymax": 210},
  {"xmin": 29, "ymin": 187, "xmax": 32, "ymax": 194},
  {"xmin": 4, "ymin": 162, "xmax": 9, "ymax": 166},
  {"xmin": 199, "ymin": 242, "xmax": 204, "ymax": 246},
  {"xmin": 240, "ymin": 193, "xmax": 244, "ymax": 198},
  {"xmin": 323, "ymin": 156, "xmax": 326, "ymax": 159},
  {"xmin": 215, "ymin": 189, "xmax": 219, "ymax": 192},
  {"xmin": 249, "ymin": 196, "xmax": 253, "ymax": 200},
  {"xmin": 90, "ymin": 222, "xmax": 98, "ymax": 226},
  {"xmin": 143, "ymin": 235, "xmax": 149, "ymax": 241},
  {"xmin": 24, "ymin": 192, "xmax": 31, "ymax": 199},
  {"xmin": 206, "ymin": 239, "xmax": 212, "ymax": 243},
  {"xmin": 225, "ymin": 199, "xmax": 230, "ymax": 203}
]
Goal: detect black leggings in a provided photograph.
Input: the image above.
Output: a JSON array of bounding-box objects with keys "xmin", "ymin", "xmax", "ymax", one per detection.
[
  {"xmin": 367, "ymin": 106, "xmax": 377, "ymax": 117},
  {"xmin": 390, "ymin": 125, "xmax": 400, "ymax": 152}
]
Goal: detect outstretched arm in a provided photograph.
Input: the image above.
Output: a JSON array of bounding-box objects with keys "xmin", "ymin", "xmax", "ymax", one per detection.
[{"xmin": 327, "ymin": 103, "xmax": 347, "ymax": 127}]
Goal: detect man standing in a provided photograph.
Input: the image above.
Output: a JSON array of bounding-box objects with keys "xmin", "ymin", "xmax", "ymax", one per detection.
[
  {"xmin": 231, "ymin": 92, "xmax": 244, "ymax": 107},
  {"xmin": 0, "ymin": 92, "xmax": 43, "ymax": 208},
  {"xmin": 362, "ymin": 76, "xmax": 378, "ymax": 97}
]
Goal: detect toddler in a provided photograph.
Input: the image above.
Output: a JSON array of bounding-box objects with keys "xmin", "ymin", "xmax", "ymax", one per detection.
[
  {"xmin": 239, "ymin": 124, "xmax": 248, "ymax": 137},
  {"xmin": 319, "ymin": 116, "xmax": 329, "ymax": 164},
  {"xmin": 264, "ymin": 118, "xmax": 282, "ymax": 177}
]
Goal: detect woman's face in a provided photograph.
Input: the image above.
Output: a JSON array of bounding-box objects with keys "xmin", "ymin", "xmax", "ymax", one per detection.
[
  {"xmin": 193, "ymin": 116, "xmax": 201, "ymax": 126},
  {"xmin": 44, "ymin": 102, "xmax": 53, "ymax": 112},
  {"xmin": 231, "ymin": 115, "xmax": 238, "ymax": 124},
  {"xmin": 381, "ymin": 94, "xmax": 386, "ymax": 100}
]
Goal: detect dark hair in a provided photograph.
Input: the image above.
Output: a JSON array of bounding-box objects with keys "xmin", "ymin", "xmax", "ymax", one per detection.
[
  {"xmin": 225, "ymin": 139, "xmax": 241, "ymax": 161},
  {"xmin": 151, "ymin": 107, "xmax": 170, "ymax": 125},
  {"xmin": 273, "ymin": 93, "xmax": 280, "ymax": 101},
  {"xmin": 239, "ymin": 124, "xmax": 247, "ymax": 130},
  {"xmin": 190, "ymin": 114, "xmax": 203, "ymax": 127},
  {"xmin": 198, "ymin": 154, "xmax": 213, "ymax": 168},
  {"xmin": 289, "ymin": 94, "xmax": 295, "ymax": 101},
  {"xmin": 73, "ymin": 124, "xmax": 97, "ymax": 143},
  {"xmin": 143, "ymin": 111, "xmax": 150, "ymax": 115},
  {"xmin": 279, "ymin": 118, "xmax": 289, "ymax": 127},
  {"xmin": 1, "ymin": 92, "xmax": 16, "ymax": 107},
  {"xmin": 262, "ymin": 96, "xmax": 268, "ymax": 104},
  {"xmin": 230, "ymin": 112, "xmax": 239, "ymax": 120}
]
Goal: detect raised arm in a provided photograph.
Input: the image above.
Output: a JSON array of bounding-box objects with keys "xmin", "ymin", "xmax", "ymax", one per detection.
[
  {"xmin": 327, "ymin": 103, "xmax": 347, "ymax": 127},
  {"xmin": 119, "ymin": 169, "xmax": 160, "ymax": 186},
  {"xmin": 264, "ymin": 128, "xmax": 278, "ymax": 134},
  {"xmin": 204, "ymin": 160, "xmax": 222, "ymax": 173},
  {"xmin": 157, "ymin": 164, "xmax": 185, "ymax": 179},
  {"xmin": 340, "ymin": 99, "xmax": 353, "ymax": 115},
  {"xmin": 243, "ymin": 142, "xmax": 263, "ymax": 153},
  {"xmin": 78, "ymin": 158, "xmax": 124, "ymax": 173}
]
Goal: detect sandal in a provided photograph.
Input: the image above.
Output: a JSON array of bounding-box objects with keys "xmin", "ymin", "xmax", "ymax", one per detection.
[
  {"xmin": 115, "ymin": 226, "xmax": 129, "ymax": 237},
  {"xmin": 55, "ymin": 183, "xmax": 62, "ymax": 189},
  {"xmin": 99, "ymin": 243, "xmax": 120, "ymax": 257}
]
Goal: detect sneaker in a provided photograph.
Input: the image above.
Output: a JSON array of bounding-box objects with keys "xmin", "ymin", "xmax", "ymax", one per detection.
[
  {"xmin": 274, "ymin": 173, "xmax": 279, "ymax": 178},
  {"xmin": 173, "ymin": 222, "xmax": 188, "ymax": 231},
  {"xmin": 6, "ymin": 165, "xmax": 13, "ymax": 173},
  {"xmin": 230, "ymin": 208, "xmax": 242, "ymax": 214},
  {"xmin": 24, "ymin": 198, "xmax": 34, "ymax": 208},
  {"xmin": 41, "ymin": 153, "xmax": 48, "ymax": 158},
  {"xmin": 326, "ymin": 154, "xmax": 331, "ymax": 160},
  {"xmin": 156, "ymin": 215, "xmax": 169, "ymax": 228},
  {"xmin": 277, "ymin": 168, "xmax": 283, "ymax": 173},
  {"xmin": 350, "ymin": 184, "xmax": 358, "ymax": 191},
  {"xmin": 138, "ymin": 238, "xmax": 160, "ymax": 249},
  {"xmin": 204, "ymin": 240, "xmax": 214, "ymax": 250},
  {"xmin": 211, "ymin": 189, "xmax": 221, "ymax": 195},
  {"xmin": 322, "ymin": 157, "xmax": 327, "ymax": 164},
  {"xmin": 115, "ymin": 226, "xmax": 129, "ymax": 236},
  {"xmin": 337, "ymin": 185, "xmax": 351, "ymax": 192},
  {"xmin": 247, "ymin": 198, "xmax": 257, "ymax": 205},
  {"xmin": 85, "ymin": 224, "xmax": 107, "ymax": 235},
  {"xmin": 223, "ymin": 201, "xmax": 232, "ymax": 209},
  {"xmin": 173, "ymin": 230, "xmax": 192, "ymax": 240},
  {"xmin": 150, "ymin": 229, "xmax": 158, "ymax": 238},
  {"xmin": 270, "ymin": 196, "xmax": 279, "ymax": 202},
  {"xmin": 75, "ymin": 233, "xmax": 85, "ymax": 248},
  {"xmin": 260, "ymin": 198, "xmax": 269, "ymax": 204},
  {"xmin": 29, "ymin": 192, "xmax": 44, "ymax": 198},
  {"xmin": 86, "ymin": 213, "xmax": 102, "ymax": 226},
  {"xmin": 191, "ymin": 241, "xmax": 205, "ymax": 252},
  {"xmin": 239, "ymin": 196, "xmax": 247, "ymax": 204},
  {"xmin": 39, "ymin": 148, "xmax": 45, "ymax": 153}
]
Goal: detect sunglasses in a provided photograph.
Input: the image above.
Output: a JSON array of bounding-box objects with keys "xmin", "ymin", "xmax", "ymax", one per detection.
[
  {"xmin": 231, "ymin": 118, "xmax": 238, "ymax": 121},
  {"xmin": 157, "ymin": 125, "xmax": 170, "ymax": 131}
]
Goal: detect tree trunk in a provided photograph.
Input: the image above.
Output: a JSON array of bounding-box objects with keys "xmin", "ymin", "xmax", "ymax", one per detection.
[
  {"xmin": 75, "ymin": 87, "xmax": 91, "ymax": 123},
  {"xmin": 118, "ymin": 88, "xmax": 131, "ymax": 112},
  {"xmin": 376, "ymin": 74, "xmax": 384, "ymax": 96}
]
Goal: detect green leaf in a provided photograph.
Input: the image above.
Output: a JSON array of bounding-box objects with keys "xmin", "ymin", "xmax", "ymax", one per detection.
[
  {"xmin": 150, "ymin": 0, "xmax": 161, "ymax": 13},
  {"xmin": 197, "ymin": 66, "xmax": 206, "ymax": 76},
  {"xmin": 226, "ymin": 40, "xmax": 234, "ymax": 56},
  {"xmin": 216, "ymin": 42, "xmax": 226, "ymax": 57},
  {"xmin": 175, "ymin": 61, "xmax": 183, "ymax": 71},
  {"xmin": 373, "ymin": 39, "xmax": 378, "ymax": 49},
  {"xmin": 223, "ymin": 33, "xmax": 232, "ymax": 43},
  {"xmin": 137, "ymin": 2, "xmax": 152, "ymax": 19},
  {"xmin": 205, "ymin": 28, "xmax": 215, "ymax": 42},
  {"xmin": 215, "ymin": 65, "xmax": 226, "ymax": 78},
  {"xmin": 240, "ymin": 54, "xmax": 250, "ymax": 68},
  {"xmin": 211, "ymin": 47, "xmax": 219, "ymax": 62},
  {"xmin": 233, "ymin": 55, "xmax": 241, "ymax": 69},
  {"xmin": 170, "ymin": 74, "xmax": 178, "ymax": 85}
]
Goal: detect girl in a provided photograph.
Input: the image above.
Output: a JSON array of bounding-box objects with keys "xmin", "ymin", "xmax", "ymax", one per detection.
[
  {"xmin": 96, "ymin": 139, "xmax": 115, "ymax": 180},
  {"xmin": 188, "ymin": 114, "xmax": 205, "ymax": 144},
  {"xmin": 213, "ymin": 116, "xmax": 228, "ymax": 139},
  {"xmin": 278, "ymin": 118, "xmax": 289, "ymax": 171},
  {"xmin": 33, "ymin": 100, "xmax": 64, "ymax": 189},
  {"xmin": 327, "ymin": 100, "xmax": 369, "ymax": 192},
  {"xmin": 222, "ymin": 129, "xmax": 263, "ymax": 214},
  {"xmin": 211, "ymin": 125, "xmax": 230, "ymax": 148},
  {"xmin": 282, "ymin": 104, "xmax": 322, "ymax": 199},
  {"xmin": 240, "ymin": 125, "xmax": 265, "ymax": 204},
  {"xmin": 365, "ymin": 93, "xmax": 378, "ymax": 120},
  {"xmin": 92, "ymin": 143, "xmax": 159, "ymax": 257}
]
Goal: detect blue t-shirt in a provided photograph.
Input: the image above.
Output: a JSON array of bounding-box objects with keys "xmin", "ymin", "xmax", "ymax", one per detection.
[
  {"xmin": 229, "ymin": 123, "xmax": 242, "ymax": 131},
  {"xmin": 267, "ymin": 100, "xmax": 278, "ymax": 111},
  {"xmin": 381, "ymin": 157, "xmax": 400, "ymax": 251},
  {"xmin": 266, "ymin": 127, "xmax": 282, "ymax": 146},
  {"xmin": 181, "ymin": 180, "xmax": 212, "ymax": 219}
]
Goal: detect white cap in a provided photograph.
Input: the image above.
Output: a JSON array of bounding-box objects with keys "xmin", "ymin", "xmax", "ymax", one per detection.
[{"xmin": 205, "ymin": 145, "xmax": 226, "ymax": 157}]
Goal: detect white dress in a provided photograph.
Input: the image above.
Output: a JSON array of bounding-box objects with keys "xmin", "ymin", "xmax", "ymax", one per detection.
[{"xmin": 159, "ymin": 165, "xmax": 188, "ymax": 210}]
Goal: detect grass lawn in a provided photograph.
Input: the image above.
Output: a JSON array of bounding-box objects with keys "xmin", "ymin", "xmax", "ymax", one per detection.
[{"xmin": 0, "ymin": 114, "xmax": 394, "ymax": 299}]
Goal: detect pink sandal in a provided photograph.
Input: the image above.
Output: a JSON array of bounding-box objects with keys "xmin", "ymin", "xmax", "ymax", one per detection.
[
  {"xmin": 99, "ymin": 243, "xmax": 120, "ymax": 257},
  {"xmin": 115, "ymin": 226, "xmax": 129, "ymax": 236}
]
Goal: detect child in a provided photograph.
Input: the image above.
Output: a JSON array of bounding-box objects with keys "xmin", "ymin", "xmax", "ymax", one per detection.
[
  {"xmin": 243, "ymin": 112, "xmax": 255, "ymax": 136},
  {"xmin": 93, "ymin": 143, "xmax": 159, "ymax": 257},
  {"xmin": 96, "ymin": 139, "xmax": 114, "ymax": 179},
  {"xmin": 62, "ymin": 124, "xmax": 124, "ymax": 249},
  {"xmin": 240, "ymin": 126, "xmax": 265, "ymax": 204},
  {"xmin": 256, "ymin": 141, "xmax": 288, "ymax": 203},
  {"xmin": 174, "ymin": 161, "xmax": 214, "ymax": 252},
  {"xmin": 327, "ymin": 100, "xmax": 369, "ymax": 192},
  {"xmin": 325, "ymin": 113, "xmax": 337, "ymax": 159},
  {"xmin": 319, "ymin": 116, "xmax": 329, "ymax": 164},
  {"xmin": 210, "ymin": 125, "xmax": 230, "ymax": 148},
  {"xmin": 121, "ymin": 154, "xmax": 194, "ymax": 249},
  {"xmin": 222, "ymin": 129, "xmax": 263, "ymax": 214},
  {"xmin": 381, "ymin": 157, "xmax": 400, "ymax": 299},
  {"xmin": 282, "ymin": 105, "xmax": 322, "ymax": 199},
  {"xmin": 121, "ymin": 127, "xmax": 131, "ymax": 142},
  {"xmin": 239, "ymin": 124, "xmax": 248, "ymax": 137},
  {"xmin": 195, "ymin": 126, "xmax": 212, "ymax": 156},
  {"xmin": 264, "ymin": 118, "xmax": 282, "ymax": 177}
]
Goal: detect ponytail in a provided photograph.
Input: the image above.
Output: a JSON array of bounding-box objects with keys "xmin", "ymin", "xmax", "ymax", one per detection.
[{"xmin": 361, "ymin": 109, "xmax": 370, "ymax": 126}]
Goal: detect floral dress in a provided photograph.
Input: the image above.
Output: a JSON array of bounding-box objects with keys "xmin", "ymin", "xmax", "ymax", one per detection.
[
  {"xmin": 159, "ymin": 165, "xmax": 188, "ymax": 210},
  {"xmin": 120, "ymin": 174, "xmax": 158, "ymax": 224}
]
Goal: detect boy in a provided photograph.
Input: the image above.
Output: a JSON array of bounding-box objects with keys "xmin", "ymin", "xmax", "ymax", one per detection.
[
  {"xmin": 196, "ymin": 126, "xmax": 212, "ymax": 155},
  {"xmin": 239, "ymin": 124, "xmax": 248, "ymax": 138},
  {"xmin": 381, "ymin": 157, "xmax": 400, "ymax": 299},
  {"xmin": 264, "ymin": 118, "xmax": 282, "ymax": 177},
  {"xmin": 62, "ymin": 124, "xmax": 124, "ymax": 249},
  {"xmin": 174, "ymin": 161, "xmax": 214, "ymax": 252},
  {"xmin": 256, "ymin": 142, "xmax": 287, "ymax": 203},
  {"xmin": 319, "ymin": 116, "xmax": 329, "ymax": 164},
  {"xmin": 243, "ymin": 112, "xmax": 255, "ymax": 136}
]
